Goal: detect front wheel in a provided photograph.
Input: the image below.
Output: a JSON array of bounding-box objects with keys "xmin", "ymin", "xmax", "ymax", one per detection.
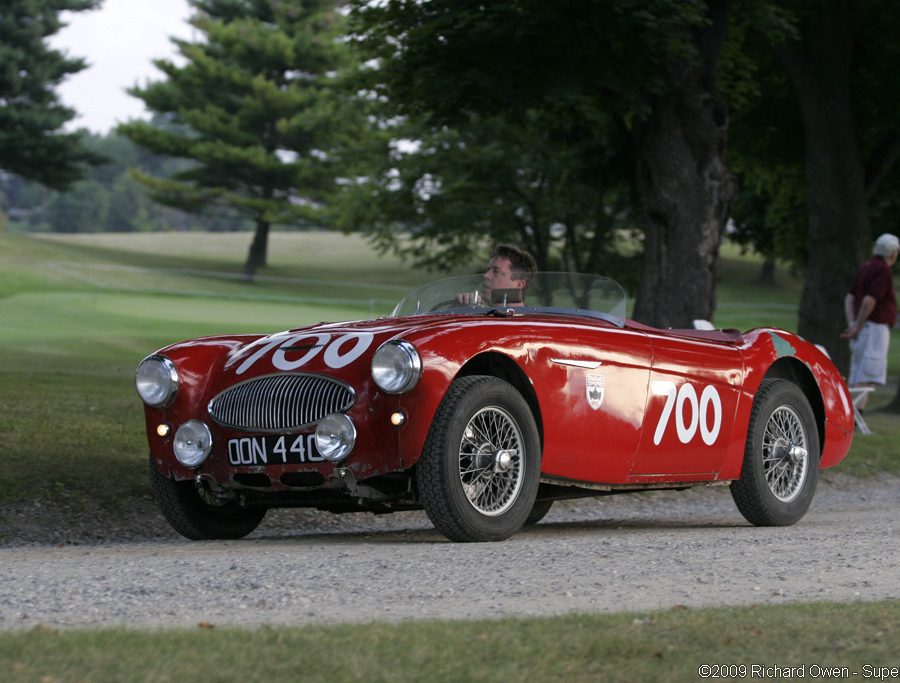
[
  {"xmin": 525, "ymin": 499, "xmax": 554, "ymax": 526},
  {"xmin": 416, "ymin": 376, "xmax": 541, "ymax": 542},
  {"xmin": 730, "ymin": 379, "xmax": 820, "ymax": 526},
  {"xmin": 149, "ymin": 459, "xmax": 266, "ymax": 540}
]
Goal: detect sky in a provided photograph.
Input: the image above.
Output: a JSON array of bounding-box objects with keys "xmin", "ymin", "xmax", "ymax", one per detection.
[{"xmin": 50, "ymin": 0, "xmax": 194, "ymax": 134}]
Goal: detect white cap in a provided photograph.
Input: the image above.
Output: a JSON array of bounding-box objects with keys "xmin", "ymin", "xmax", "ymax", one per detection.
[{"xmin": 873, "ymin": 233, "xmax": 900, "ymax": 257}]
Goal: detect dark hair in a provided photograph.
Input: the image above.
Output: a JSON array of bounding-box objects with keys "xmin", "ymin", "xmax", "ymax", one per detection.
[{"xmin": 492, "ymin": 244, "xmax": 537, "ymax": 281}]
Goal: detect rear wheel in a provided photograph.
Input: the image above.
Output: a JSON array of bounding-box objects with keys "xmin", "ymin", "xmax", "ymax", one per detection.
[
  {"xmin": 149, "ymin": 458, "xmax": 266, "ymax": 540},
  {"xmin": 416, "ymin": 376, "xmax": 541, "ymax": 542},
  {"xmin": 730, "ymin": 379, "xmax": 820, "ymax": 526}
]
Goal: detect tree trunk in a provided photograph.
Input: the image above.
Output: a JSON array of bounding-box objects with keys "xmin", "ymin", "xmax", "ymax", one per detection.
[
  {"xmin": 632, "ymin": 0, "xmax": 736, "ymax": 328},
  {"xmin": 776, "ymin": 1, "xmax": 869, "ymax": 375},
  {"xmin": 243, "ymin": 218, "xmax": 271, "ymax": 278}
]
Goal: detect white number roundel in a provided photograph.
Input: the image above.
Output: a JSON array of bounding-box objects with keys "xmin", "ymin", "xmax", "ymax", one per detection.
[{"xmin": 652, "ymin": 381, "xmax": 722, "ymax": 446}]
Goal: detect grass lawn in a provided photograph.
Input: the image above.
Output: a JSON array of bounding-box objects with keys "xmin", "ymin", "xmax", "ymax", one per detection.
[{"xmin": 1, "ymin": 600, "xmax": 897, "ymax": 682}]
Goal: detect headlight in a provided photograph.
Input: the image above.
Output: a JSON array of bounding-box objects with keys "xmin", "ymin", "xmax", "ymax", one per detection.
[
  {"xmin": 371, "ymin": 340, "xmax": 421, "ymax": 394},
  {"xmin": 135, "ymin": 355, "xmax": 179, "ymax": 407},
  {"xmin": 173, "ymin": 420, "xmax": 212, "ymax": 467},
  {"xmin": 315, "ymin": 413, "xmax": 356, "ymax": 462}
]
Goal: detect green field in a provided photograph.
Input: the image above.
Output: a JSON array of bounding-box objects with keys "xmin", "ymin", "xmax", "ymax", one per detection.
[
  {"xmin": 1, "ymin": 601, "xmax": 897, "ymax": 682},
  {"xmin": 2, "ymin": 230, "xmax": 898, "ymax": 679}
]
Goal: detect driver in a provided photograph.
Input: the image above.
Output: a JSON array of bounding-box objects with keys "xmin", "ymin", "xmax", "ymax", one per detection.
[{"xmin": 459, "ymin": 244, "xmax": 537, "ymax": 306}]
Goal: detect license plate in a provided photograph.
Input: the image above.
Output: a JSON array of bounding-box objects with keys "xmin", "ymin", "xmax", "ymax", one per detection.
[{"xmin": 226, "ymin": 434, "xmax": 323, "ymax": 466}]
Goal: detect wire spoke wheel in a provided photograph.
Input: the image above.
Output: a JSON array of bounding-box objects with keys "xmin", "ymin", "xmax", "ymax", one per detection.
[
  {"xmin": 762, "ymin": 405, "xmax": 808, "ymax": 502},
  {"xmin": 458, "ymin": 406, "xmax": 524, "ymax": 516},
  {"xmin": 417, "ymin": 375, "xmax": 541, "ymax": 542},
  {"xmin": 731, "ymin": 378, "xmax": 820, "ymax": 527}
]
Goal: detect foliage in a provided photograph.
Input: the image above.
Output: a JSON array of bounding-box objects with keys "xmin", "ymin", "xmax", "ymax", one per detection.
[
  {"xmin": 774, "ymin": 1, "xmax": 900, "ymax": 370},
  {"xmin": 0, "ymin": 132, "xmax": 234, "ymax": 233},
  {"xmin": 334, "ymin": 97, "xmax": 642, "ymax": 288},
  {"xmin": 343, "ymin": 1, "xmax": 710, "ymax": 289},
  {"xmin": 118, "ymin": 0, "xmax": 357, "ymax": 275},
  {"xmin": 348, "ymin": 1, "xmax": 767, "ymax": 326},
  {"xmin": 349, "ymin": 0, "xmax": 705, "ymax": 126},
  {"xmin": 0, "ymin": 0, "xmax": 103, "ymax": 188},
  {"xmin": 43, "ymin": 178, "xmax": 109, "ymax": 233},
  {"xmin": 853, "ymin": 1, "xmax": 900, "ymax": 205},
  {"xmin": 725, "ymin": 6, "xmax": 807, "ymax": 273},
  {"xmin": 727, "ymin": 1, "xmax": 900, "ymax": 277}
]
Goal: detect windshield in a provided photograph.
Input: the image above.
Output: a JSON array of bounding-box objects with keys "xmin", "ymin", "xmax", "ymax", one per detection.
[{"xmin": 391, "ymin": 272, "xmax": 627, "ymax": 325}]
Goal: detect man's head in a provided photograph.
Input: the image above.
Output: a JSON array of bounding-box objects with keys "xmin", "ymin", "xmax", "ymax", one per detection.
[
  {"xmin": 483, "ymin": 245, "xmax": 537, "ymax": 297},
  {"xmin": 873, "ymin": 233, "xmax": 900, "ymax": 266}
]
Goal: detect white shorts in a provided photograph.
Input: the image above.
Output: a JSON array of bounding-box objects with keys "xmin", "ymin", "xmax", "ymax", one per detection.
[{"xmin": 849, "ymin": 321, "xmax": 891, "ymax": 385}]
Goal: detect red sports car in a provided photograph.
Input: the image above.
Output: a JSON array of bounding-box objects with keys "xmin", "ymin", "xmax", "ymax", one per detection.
[{"xmin": 136, "ymin": 273, "xmax": 854, "ymax": 542}]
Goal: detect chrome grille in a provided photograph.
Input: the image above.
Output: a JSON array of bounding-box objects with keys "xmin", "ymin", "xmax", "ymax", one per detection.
[{"xmin": 208, "ymin": 373, "xmax": 355, "ymax": 433}]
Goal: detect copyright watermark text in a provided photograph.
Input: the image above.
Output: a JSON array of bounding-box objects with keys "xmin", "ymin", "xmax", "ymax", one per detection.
[{"xmin": 697, "ymin": 664, "xmax": 900, "ymax": 679}]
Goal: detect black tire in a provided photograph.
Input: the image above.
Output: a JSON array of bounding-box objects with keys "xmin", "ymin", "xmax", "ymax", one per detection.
[
  {"xmin": 525, "ymin": 499, "xmax": 554, "ymax": 526},
  {"xmin": 730, "ymin": 379, "xmax": 820, "ymax": 526},
  {"xmin": 416, "ymin": 375, "xmax": 541, "ymax": 542},
  {"xmin": 149, "ymin": 458, "xmax": 266, "ymax": 540}
]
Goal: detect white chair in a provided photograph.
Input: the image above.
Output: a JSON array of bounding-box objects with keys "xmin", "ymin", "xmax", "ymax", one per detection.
[{"xmin": 848, "ymin": 386, "xmax": 874, "ymax": 435}]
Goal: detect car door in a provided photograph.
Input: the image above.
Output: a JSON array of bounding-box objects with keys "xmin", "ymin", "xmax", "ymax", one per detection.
[
  {"xmin": 630, "ymin": 332, "xmax": 743, "ymax": 479},
  {"xmin": 537, "ymin": 325, "xmax": 653, "ymax": 484}
]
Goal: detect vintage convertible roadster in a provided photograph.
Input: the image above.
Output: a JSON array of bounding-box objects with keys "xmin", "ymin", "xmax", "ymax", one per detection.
[{"xmin": 136, "ymin": 273, "xmax": 854, "ymax": 542}]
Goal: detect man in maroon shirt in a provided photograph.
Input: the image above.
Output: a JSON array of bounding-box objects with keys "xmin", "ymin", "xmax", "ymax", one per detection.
[{"xmin": 842, "ymin": 233, "xmax": 900, "ymax": 410}]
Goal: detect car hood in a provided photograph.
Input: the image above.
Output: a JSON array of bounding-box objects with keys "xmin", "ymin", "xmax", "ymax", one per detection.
[{"xmin": 187, "ymin": 314, "xmax": 468, "ymax": 383}]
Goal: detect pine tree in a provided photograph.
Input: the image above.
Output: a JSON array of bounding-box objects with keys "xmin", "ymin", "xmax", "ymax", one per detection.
[
  {"xmin": 119, "ymin": 0, "xmax": 351, "ymax": 277},
  {"xmin": 0, "ymin": 0, "xmax": 101, "ymax": 189}
]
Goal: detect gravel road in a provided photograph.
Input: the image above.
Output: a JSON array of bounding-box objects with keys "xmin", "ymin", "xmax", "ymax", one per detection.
[{"xmin": 1, "ymin": 475, "xmax": 897, "ymax": 631}]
